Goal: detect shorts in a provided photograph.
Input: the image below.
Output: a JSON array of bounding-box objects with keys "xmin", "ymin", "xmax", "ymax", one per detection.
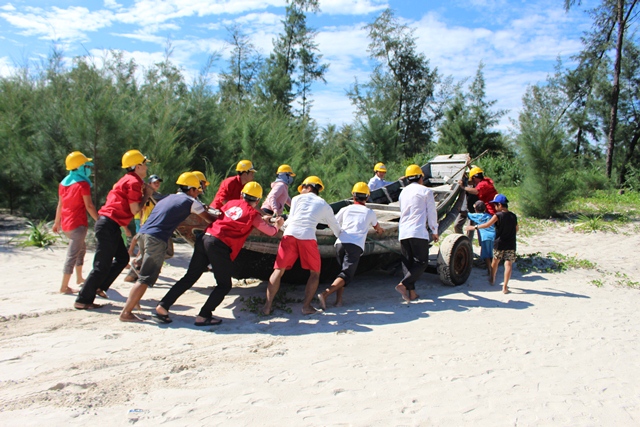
[
  {"xmin": 494, "ymin": 249, "xmax": 516, "ymax": 262},
  {"xmin": 274, "ymin": 235, "xmax": 321, "ymax": 272},
  {"xmin": 480, "ymin": 239, "xmax": 494, "ymax": 260},
  {"xmin": 137, "ymin": 234, "xmax": 168, "ymax": 286},
  {"xmin": 335, "ymin": 243, "xmax": 363, "ymax": 286}
]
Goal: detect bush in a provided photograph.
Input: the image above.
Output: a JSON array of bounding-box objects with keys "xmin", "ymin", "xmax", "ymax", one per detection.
[{"xmin": 517, "ymin": 113, "xmax": 574, "ymax": 218}]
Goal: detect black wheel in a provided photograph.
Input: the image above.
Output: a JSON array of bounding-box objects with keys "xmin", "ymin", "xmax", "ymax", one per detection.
[{"xmin": 437, "ymin": 234, "xmax": 473, "ymax": 286}]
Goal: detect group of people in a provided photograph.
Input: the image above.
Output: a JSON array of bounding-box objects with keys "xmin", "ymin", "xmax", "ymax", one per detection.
[
  {"xmin": 53, "ymin": 150, "xmax": 517, "ymax": 327},
  {"xmin": 455, "ymin": 166, "xmax": 519, "ymax": 293}
]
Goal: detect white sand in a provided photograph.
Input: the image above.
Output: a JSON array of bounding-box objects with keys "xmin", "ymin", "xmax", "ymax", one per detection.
[{"xmin": 1, "ymin": 217, "xmax": 639, "ymax": 426}]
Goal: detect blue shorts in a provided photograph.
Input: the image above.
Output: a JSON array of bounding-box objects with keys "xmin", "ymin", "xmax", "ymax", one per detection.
[{"xmin": 480, "ymin": 239, "xmax": 494, "ymax": 260}]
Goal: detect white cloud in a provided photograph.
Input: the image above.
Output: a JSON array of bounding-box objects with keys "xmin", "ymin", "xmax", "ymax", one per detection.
[
  {"xmin": 1, "ymin": 3, "xmax": 16, "ymax": 12},
  {"xmin": 103, "ymin": 0, "xmax": 122, "ymax": 10},
  {"xmin": 0, "ymin": 6, "xmax": 114, "ymax": 42},
  {"xmin": 0, "ymin": 55, "xmax": 18, "ymax": 77},
  {"xmin": 319, "ymin": 0, "xmax": 388, "ymax": 15},
  {"xmin": 310, "ymin": 89, "xmax": 358, "ymax": 126}
]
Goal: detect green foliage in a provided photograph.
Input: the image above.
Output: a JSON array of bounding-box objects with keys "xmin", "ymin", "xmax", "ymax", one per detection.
[
  {"xmin": 516, "ymin": 251, "xmax": 597, "ymax": 274},
  {"xmin": 572, "ymin": 213, "xmax": 618, "ymax": 233},
  {"xmin": 437, "ymin": 63, "xmax": 507, "ymax": 158},
  {"xmin": 517, "ymin": 106, "xmax": 574, "ymax": 218},
  {"xmin": 18, "ymin": 220, "xmax": 58, "ymax": 248},
  {"xmin": 564, "ymin": 188, "xmax": 640, "ymax": 220},
  {"xmin": 239, "ymin": 289, "xmax": 302, "ymax": 315},
  {"xmin": 478, "ymin": 153, "xmax": 523, "ymax": 187}
]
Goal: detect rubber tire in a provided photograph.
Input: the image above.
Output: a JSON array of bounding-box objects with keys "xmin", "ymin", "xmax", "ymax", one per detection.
[{"xmin": 437, "ymin": 234, "xmax": 473, "ymax": 286}]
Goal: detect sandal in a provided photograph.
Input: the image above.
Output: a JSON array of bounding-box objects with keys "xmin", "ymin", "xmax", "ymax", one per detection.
[
  {"xmin": 96, "ymin": 289, "xmax": 108, "ymax": 299},
  {"xmin": 194, "ymin": 317, "xmax": 222, "ymax": 326},
  {"xmin": 151, "ymin": 311, "xmax": 173, "ymax": 324}
]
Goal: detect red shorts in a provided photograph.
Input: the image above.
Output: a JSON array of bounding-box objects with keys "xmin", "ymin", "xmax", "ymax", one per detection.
[{"xmin": 274, "ymin": 235, "xmax": 321, "ymax": 272}]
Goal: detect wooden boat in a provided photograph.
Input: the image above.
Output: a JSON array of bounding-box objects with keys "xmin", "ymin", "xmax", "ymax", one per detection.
[{"xmin": 176, "ymin": 153, "xmax": 473, "ymax": 285}]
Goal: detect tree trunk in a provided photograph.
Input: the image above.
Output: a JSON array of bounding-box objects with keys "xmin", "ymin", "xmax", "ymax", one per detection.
[
  {"xmin": 606, "ymin": 0, "xmax": 625, "ymax": 179},
  {"xmin": 618, "ymin": 128, "xmax": 640, "ymax": 185},
  {"xmin": 575, "ymin": 126, "xmax": 583, "ymax": 156}
]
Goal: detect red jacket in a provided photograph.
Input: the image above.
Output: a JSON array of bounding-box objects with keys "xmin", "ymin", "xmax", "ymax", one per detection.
[
  {"xmin": 206, "ymin": 199, "xmax": 261, "ymax": 260},
  {"xmin": 476, "ymin": 178, "xmax": 498, "ymax": 215},
  {"xmin": 212, "ymin": 175, "xmax": 243, "ymax": 210}
]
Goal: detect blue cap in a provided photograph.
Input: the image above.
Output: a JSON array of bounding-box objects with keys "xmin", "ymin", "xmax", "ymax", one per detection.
[{"xmin": 489, "ymin": 194, "xmax": 508, "ymax": 205}]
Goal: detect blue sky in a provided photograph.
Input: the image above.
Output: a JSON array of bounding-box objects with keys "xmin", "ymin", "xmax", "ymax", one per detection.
[{"xmin": 0, "ymin": 0, "xmax": 597, "ymax": 129}]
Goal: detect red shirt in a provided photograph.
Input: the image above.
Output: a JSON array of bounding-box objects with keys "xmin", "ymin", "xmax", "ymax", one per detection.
[
  {"xmin": 59, "ymin": 181, "xmax": 91, "ymax": 231},
  {"xmin": 212, "ymin": 175, "xmax": 243, "ymax": 209},
  {"xmin": 206, "ymin": 199, "xmax": 277, "ymax": 260},
  {"xmin": 98, "ymin": 172, "xmax": 144, "ymax": 226},
  {"xmin": 475, "ymin": 178, "xmax": 498, "ymax": 215}
]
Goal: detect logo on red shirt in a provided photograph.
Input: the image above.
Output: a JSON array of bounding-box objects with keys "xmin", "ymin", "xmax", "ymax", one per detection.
[{"xmin": 225, "ymin": 206, "xmax": 244, "ymax": 220}]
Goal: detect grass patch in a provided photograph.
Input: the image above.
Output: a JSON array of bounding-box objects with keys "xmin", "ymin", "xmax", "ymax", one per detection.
[
  {"xmin": 571, "ymin": 213, "xmax": 618, "ymax": 233},
  {"xmin": 17, "ymin": 220, "xmax": 58, "ymax": 248},
  {"xmin": 516, "ymin": 251, "xmax": 597, "ymax": 274},
  {"xmin": 240, "ymin": 289, "xmax": 302, "ymax": 315},
  {"xmin": 613, "ymin": 272, "xmax": 640, "ymax": 288}
]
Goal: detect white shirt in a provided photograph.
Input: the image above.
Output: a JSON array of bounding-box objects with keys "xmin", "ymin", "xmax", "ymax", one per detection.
[
  {"xmin": 335, "ymin": 204, "xmax": 379, "ymax": 250},
  {"xmin": 398, "ymin": 182, "xmax": 438, "ymax": 241},
  {"xmin": 283, "ymin": 192, "xmax": 341, "ymax": 240},
  {"xmin": 368, "ymin": 175, "xmax": 392, "ymax": 191}
]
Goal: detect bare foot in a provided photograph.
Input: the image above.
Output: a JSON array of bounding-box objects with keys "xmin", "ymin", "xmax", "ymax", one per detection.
[
  {"xmin": 262, "ymin": 304, "xmax": 273, "ymax": 316},
  {"xmin": 76, "ymin": 278, "xmax": 86, "ymax": 285},
  {"xmin": 96, "ymin": 289, "xmax": 108, "ymax": 299},
  {"xmin": 123, "ymin": 275, "xmax": 136, "ymax": 283},
  {"xmin": 301, "ymin": 306, "xmax": 318, "ymax": 315},
  {"xmin": 60, "ymin": 287, "xmax": 78, "ymax": 295},
  {"xmin": 502, "ymin": 287, "xmax": 509, "ymax": 294},
  {"xmin": 74, "ymin": 302, "xmax": 103, "ymax": 310},
  {"xmin": 135, "ymin": 303, "xmax": 141, "ymax": 311},
  {"xmin": 395, "ymin": 284, "xmax": 410, "ymax": 302},
  {"xmin": 119, "ymin": 312, "xmax": 143, "ymax": 322},
  {"xmin": 334, "ymin": 300, "xmax": 343, "ymax": 307},
  {"xmin": 317, "ymin": 293, "xmax": 327, "ymax": 310},
  {"xmin": 409, "ymin": 290, "xmax": 419, "ymax": 301}
]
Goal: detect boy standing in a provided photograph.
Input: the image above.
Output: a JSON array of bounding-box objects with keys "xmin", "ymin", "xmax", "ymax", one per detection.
[
  {"xmin": 473, "ymin": 194, "xmax": 518, "ymax": 294},
  {"xmin": 465, "ymin": 200, "xmax": 495, "ymax": 276},
  {"xmin": 317, "ymin": 182, "xmax": 384, "ymax": 310}
]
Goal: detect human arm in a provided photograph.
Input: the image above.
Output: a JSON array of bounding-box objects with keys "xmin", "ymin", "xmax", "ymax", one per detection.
[
  {"xmin": 252, "ymin": 215, "xmax": 284, "ymax": 236},
  {"xmin": 373, "ymin": 222, "xmax": 384, "ymax": 235},
  {"xmin": 52, "ymin": 196, "xmax": 63, "ymax": 234},
  {"xmin": 465, "ymin": 214, "xmax": 498, "ymax": 231},
  {"xmin": 129, "ymin": 183, "xmax": 153, "ymax": 215},
  {"xmin": 324, "ymin": 204, "xmax": 342, "ymax": 238},
  {"xmin": 83, "ymin": 195, "xmax": 99, "ymax": 221},
  {"xmin": 426, "ymin": 190, "xmax": 439, "ymax": 242}
]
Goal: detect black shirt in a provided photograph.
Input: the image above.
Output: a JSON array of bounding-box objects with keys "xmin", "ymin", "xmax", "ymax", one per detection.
[{"xmin": 494, "ymin": 211, "xmax": 517, "ymax": 251}]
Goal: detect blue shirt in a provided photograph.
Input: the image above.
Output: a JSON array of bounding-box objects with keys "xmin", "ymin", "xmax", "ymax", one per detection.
[
  {"xmin": 468, "ymin": 212, "xmax": 495, "ymax": 241},
  {"xmin": 140, "ymin": 192, "xmax": 204, "ymax": 242}
]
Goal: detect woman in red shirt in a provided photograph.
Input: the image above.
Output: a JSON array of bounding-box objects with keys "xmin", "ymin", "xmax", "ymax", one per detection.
[{"xmin": 53, "ymin": 151, "xmax": 99, "ymax": 294}]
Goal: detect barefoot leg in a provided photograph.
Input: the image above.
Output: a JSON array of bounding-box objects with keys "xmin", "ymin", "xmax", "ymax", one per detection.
[
  {"xmin": 395, "ymin": 283, "xmax": 410, "ymax": 302},
  {"xmin": 263, "ymin": 268, "xmax": 285, "ymax": 315}
]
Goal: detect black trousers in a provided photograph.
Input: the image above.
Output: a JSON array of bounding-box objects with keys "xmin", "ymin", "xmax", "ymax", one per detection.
[
  {"xmin": 76, "ymin": 216, "xmax": 130, "ymax": 304},
  {"xmin": 198, "ymin": 235, "xmax": 233, "ymax": 318},
  {"xmin": 158, "ymin": 234, "xmax": 234, "ymax": 318},
  {"xmin": 158, "ymin": 233, "xmax": 209, "ymax": 311},
  {"xmin": 400, "ymin": 238, "xmax": 430, "ymax": 291}
]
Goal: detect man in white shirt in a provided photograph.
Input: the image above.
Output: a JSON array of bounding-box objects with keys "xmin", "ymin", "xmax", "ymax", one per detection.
[
  {"xmin": 396, "ymin": 165, "xmax": 439, "ymax": 302},
  {"xmin": 368, "ymin": 162, "xmax": 392, "ymax": 191},
  {"xmin": 263, "ymin": 176, "xmax": 341, "ymax": 315},
  {"xmin": 317, "ymin": 182, "xmax": 383, "ymax": 310}
]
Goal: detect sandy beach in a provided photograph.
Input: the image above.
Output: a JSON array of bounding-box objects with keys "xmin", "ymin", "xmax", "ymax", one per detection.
[{"xmin": 1, "ymin": 215, "xmax": 639, "ymax": 426}]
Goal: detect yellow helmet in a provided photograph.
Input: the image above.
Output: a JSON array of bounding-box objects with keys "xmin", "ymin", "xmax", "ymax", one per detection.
[
  {"xmin": 122, "ymin": 150, "xmax": 149, "ymax": 169},
  {"xmin": 276, "ymin": 164, "xmax": 296, "ymax": 176},
  {"xmin": 297, "ymin": 176, "xmax": 324, "ymax": 193},
  {"xmin": 241, "ymin": 181, "xmax": 263, "ymax": 199},
  {"xmin": 405, "ymin": 164, "xmax": 424, "ymax": 178},
  {"xmin": 236, "ymin": 160, "xmax": 256, "ymax": 173},
  {"xmin": 374, "ymin": 162, "xmax": 387, "ymax": 173},
  {"xmin": 65, "ymin": 151, "xmax": 92, "ymax": 170},
  {"xmin": 352, "ymin": 182, "xmax": 370, "ymax": 196},
  {"xmin": 176, "ymin": 172, "xmax": 201, "ymax": 189},
  {"xmin": 192, "ymin": 171, "xmax": 210, "ymax": 186},
  {"xmin": 468, "ymin": 166, "xmax": 484, "ymax": 180}
]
